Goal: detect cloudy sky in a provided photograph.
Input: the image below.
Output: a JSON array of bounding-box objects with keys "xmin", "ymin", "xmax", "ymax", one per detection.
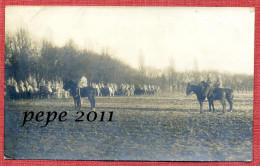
[{"xmin": 5, "ymin": 6, "xmax": 255, "ymax": 74}]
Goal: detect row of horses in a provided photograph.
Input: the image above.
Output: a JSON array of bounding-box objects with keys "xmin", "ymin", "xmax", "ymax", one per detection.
[{"xmin": 63, "ymin": 80, "xmax": 234, "ymax": 113}]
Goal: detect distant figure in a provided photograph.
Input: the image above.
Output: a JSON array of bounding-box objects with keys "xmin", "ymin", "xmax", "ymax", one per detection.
[
  {"xmin": 25, "ymin": 80, "xmax": 34, "ymax": 94},
  {"xmin": 214, "ymin": 75, "xmax": 223, "ymax": 88},
  {"xmin": 19, "ymin": 80, "xmax": 26, "ymax": 93},
  {"xmin": 47, "ymin": 81, "xmax": 53, "ymax": 93},
  {"xmin": 39, "ymin": 79, "xmax": 46, "ymax": 87},
  {"xmin": 32, "ymin": 77, "xmax": 38, "ymax": 92}
]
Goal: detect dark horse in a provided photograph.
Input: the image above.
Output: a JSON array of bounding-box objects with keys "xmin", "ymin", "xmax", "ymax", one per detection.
[
  {"xmin": 63, "ymin": 80, "xmax": 96, "ymax": 110},
  {"xmin": 186, "ymin": 82, "xmax": 233, "ymax": 113},
  {"xmin": 201, "ymin": 81, "xmax": 234, "ymax": 113}
]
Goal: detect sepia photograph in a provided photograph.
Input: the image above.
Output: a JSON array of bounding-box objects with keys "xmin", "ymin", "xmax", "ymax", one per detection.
[{"xmin": 4, "ymin": 6, "xmax": 254, "ymax": 161}]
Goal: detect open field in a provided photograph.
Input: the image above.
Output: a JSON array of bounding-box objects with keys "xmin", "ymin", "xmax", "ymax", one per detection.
[{"xmin": 4, "ymin": 92, "xmax": 253, "ymax": 161}]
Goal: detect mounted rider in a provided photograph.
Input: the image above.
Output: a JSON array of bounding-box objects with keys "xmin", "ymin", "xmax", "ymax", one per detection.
[
  {"xmin": 199, "ymin": 74, "xmax": 212, "ymax": 101},
  {"xmin": 77, "ymin": 74, "xmax": 88, "ymax": 97},
  {"xmin": 214, "ymin": 75, "xmax": 223, "ymax": 88},
  {"xmin": 205, "ymin": 74, "xmax": 212, "ymax": 87},
  {"xmin": 206, "ymin": 74, "xmax": 223, "ymax": 93}
]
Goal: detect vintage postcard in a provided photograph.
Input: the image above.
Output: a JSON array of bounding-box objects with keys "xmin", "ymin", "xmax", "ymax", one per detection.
[{"xmin": 4, "ymin": 6, "xmax": 254, "ymax": 161}]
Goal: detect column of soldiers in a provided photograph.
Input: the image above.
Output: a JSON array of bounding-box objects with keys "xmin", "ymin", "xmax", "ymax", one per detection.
[
  {"xmin": 5, "ymin": 74, "xmax": 163, "ymax": 100},
  {"xmin": 5, "ymin": 76, "xmax": 69, "ymax": 100},
  {"xmin": 90, "ymin": 82, "xmax": 161, "ymax": 96}
]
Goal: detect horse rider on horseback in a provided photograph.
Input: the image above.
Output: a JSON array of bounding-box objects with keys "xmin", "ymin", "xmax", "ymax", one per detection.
[
  {"xmin": 77, "ymin": 74, "xmax": 88, "ymax": 97},
  {"xmin": 201, "ymin": 74, "xmax": 212, "ymax": 101},
  {"xmin": 214, "ymin": 75, "xmax": 223, "ymax": 88},
  {"xmin": 199, "ymin": 74, "xmax": 212, "ymax": 89},
  {"xmin": 206, "ymin": 74, "xmax": 212, "ymax": 86}
]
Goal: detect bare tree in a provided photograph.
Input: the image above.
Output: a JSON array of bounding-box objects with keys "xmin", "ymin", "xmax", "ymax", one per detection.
[
  {"xmin": 168, "ymin": 56, "xmax": 177, "ymax": 92},
  {"xmin": 138, "ymin": 51, "xmax": 146, "ymax": 77}
]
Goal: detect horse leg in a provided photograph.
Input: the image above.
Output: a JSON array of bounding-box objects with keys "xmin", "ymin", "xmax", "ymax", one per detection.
[
  {"xmin": 221, "ymin": 99, "xmax": 226, "ymax": 113},
  {"xmin": 88, "ymin": 90, "xmax": 96, "ymax": 110},
  {"xmin": 87, "ymin": 95, "xmax": 93, "ymax": 110},
  {"xmin": 199, "ymin": 101, "xmax": 203, "ymax": 114},
  {"xmin": 230, "ymin": 100, "xmax": 233, "ymax": 112},
  {"xmin": 74, "ymin": 97, "xmax": 80, "ymax": 109},
  {"xmin": 208, "ymin": 101, "xmax": 211, "ymax": 112},
  {"xmin": 89, "ymin": 97, "xmax": 95, "ymax": 110},
  {"xmin": 226, "ymin": 98, "xmax": 233, "ymax": 112},
  {"xmin": 78, "ymin": 97, "xmax": 81, "ymax": 109},
  {"xmin": 212, "ymin": 101, "xmax": 215, "ymax": 112},
  {"xmin": 92, "ymin": 95, "xmax": 95, "ymax": 111}
]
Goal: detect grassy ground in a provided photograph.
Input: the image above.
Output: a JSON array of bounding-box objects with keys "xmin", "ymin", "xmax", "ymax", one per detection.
[{"xmin": 4, "ymin": 92, "xmax": 253, "ymax": 161}]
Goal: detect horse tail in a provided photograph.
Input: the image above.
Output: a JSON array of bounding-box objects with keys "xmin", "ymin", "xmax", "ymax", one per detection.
[{"xmin": 225, "ymin": 89, "xmax": 234, "ymax": 100}]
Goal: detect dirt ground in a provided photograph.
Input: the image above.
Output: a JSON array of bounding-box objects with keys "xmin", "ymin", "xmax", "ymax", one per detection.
[{"xmin": 4, "ymin": 92, "xmax": 253, "ymax": 161}]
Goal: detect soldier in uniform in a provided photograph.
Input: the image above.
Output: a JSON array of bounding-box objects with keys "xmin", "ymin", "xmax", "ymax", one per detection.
[
  {"xmin": 77, "ymin": 74, "xmax": 88, "ymax": 97},
  {"xmin": 206, "ymin": 74, "xmax": 212, "ymax": 86},
  {"xmin": 203, "ymin": 74, "xmax": 213, "ymax": 101},
  {"xmin": 214, "ymin": 75, "xmax": 223, "ymax": 89},
  {"xmin": 78, "ymin": 74, "xmax": 88, "ymax": 88}
]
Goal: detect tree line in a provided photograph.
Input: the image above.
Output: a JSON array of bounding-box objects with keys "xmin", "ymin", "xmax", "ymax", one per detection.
[{"xmin": 5, "ymin": 28, "xmax": 253, "ymax": 93}]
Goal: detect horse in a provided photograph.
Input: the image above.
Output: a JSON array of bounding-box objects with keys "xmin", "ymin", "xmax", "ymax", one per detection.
[
  {"xmin": 186, "ymin": 82, "xmax": 233, "ymax": 113},
  {"xmin": 186, "ymin": 83, "xmax": 207, "ymax": 113},
  {"xmin": 201, "ymin": 81, "xmax": 233, "ymax": 113},
  {"xmin": 63, "ymin": 80, "xmax": 96, "ymax": 110}
]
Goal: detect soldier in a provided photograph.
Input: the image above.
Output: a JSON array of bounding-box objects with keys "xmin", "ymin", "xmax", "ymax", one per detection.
[
  {"xmin": 78, "ymin": 74, "xmax": 88, "ymax": 88},
  {"xmin": 47, "ymin": 81, "xmax": 53, "ymax": 93},
  {"xmin": 19, "ymin": 80, "xmax": 26, "ymax": 93},
  {"xmin": 39, "ymin": 78, "xmax": 46, "ymax": 87},
  {"xmin": 203, "ymin": 74, "xmax": 213, "ymax": 101},
  {"xmin": 214, "ymin": 75, "xmax": 223, "ymax": 88},
  {"xmin": 205, "ymin": 74, "xmax": 212, "ymax": 86},
  {"xmin": 77, "ymin": 74, "xmax": 88, "ymax": 97},
  {"xmin": 32, "ymin": 77, "xmax": 38, "ymax": 93}
]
